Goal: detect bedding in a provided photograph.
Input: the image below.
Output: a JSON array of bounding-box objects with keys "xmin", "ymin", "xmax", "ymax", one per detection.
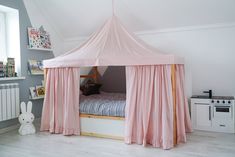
[
  {"xmin": 80, "ymin": 80, "xmax": 102, "ymax": 96},
  {"xmin": 79, "ymin": 92, "xmax": 126, "ymax": 117}
]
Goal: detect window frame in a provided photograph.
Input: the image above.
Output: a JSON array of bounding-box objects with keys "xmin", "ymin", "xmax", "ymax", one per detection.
[
  {"xmin": 0, "ymin": 11, "xmax": 7, "ymax": 62},
  {"xmin": 0, "ymin": 5, "xmax": 21, "ymax": 76}
]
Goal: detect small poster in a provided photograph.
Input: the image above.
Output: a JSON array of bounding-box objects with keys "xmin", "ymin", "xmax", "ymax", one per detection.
[{"xmin": 27, "ymin": 26, "xmax": 52, "ymax": 50}]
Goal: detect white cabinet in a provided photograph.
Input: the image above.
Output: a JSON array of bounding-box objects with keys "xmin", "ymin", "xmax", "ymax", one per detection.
[
  {"xmin": 195, "ymin": 104, "xmax": 211, "ymax": 127},
  {"xmin": 191, "ymin": 98, "xmax": 235, "ymax": 133},
  {"xmin": 191, "ymin": 98, "xmax": 213, "ymax": 131}
]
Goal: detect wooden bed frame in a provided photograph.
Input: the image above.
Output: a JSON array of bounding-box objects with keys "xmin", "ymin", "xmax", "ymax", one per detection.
[{"xmin": 44, "ymin": 65, "xmax": 177, "ymax": 145}]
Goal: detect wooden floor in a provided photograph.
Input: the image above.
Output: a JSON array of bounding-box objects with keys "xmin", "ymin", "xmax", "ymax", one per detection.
[{"xmin": 0, "ymin": 125, "xmax": 235, "ymax": 157}]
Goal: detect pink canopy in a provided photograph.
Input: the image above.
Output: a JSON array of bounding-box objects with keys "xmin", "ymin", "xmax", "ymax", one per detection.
[
  {"xmin": 41, "ymin": 15, "xmax": 192, "ymax": 150},
  {"xmin": 43, "ymin": 16, "xmax": 183, "ymax": 68}
]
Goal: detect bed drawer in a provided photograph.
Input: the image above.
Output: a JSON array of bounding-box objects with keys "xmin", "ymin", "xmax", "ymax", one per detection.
[{"xmin": 80, "ymin": 115, "xmax": 125, "ymax": 140}]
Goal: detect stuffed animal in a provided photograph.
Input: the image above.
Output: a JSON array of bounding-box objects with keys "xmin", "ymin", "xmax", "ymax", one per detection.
[{"xmin": 18, "ymin": 101, "xmax": 36, "ymax": 135}]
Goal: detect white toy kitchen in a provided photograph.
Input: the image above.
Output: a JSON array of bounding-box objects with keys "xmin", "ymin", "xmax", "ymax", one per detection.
[{"xmin": 191, "ymin": 90, "xmax": 235, "ymax": 133}]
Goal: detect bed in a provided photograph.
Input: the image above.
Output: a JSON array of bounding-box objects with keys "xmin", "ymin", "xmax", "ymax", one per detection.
[
  {"xmin": 79, "ymin": 92, "xmax": 126, "ymax": 117},
  {"xmin": 41, "ymin": 14, "xmax": 191, "ymax": 149},
  {"xmin": 79, "ymin": 74, "xmax": 126, "ymax": 140}
]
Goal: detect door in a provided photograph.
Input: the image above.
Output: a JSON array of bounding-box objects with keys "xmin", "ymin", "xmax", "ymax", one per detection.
[{"xmin": 195, "ymin": 103, "xmax": 212, "ymax": 129}]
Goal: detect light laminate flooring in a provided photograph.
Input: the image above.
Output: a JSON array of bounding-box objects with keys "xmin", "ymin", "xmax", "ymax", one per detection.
[{"xmin": 0, "ymin": 126, "xmax": 235, "ymax": 157}]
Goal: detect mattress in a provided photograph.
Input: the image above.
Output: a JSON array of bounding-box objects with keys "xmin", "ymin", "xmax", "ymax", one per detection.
[{"xmin": 79, "ymin": 92, "xmax": 126, "ymax": 117}]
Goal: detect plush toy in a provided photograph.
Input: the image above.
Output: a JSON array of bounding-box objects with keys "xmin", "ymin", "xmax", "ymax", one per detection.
[{"xmin": 18, "ymin": 101, "xmax": 36, "ymax": 135}]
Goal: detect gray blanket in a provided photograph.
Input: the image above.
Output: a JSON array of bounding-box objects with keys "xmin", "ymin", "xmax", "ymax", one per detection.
[{"xmin": 79, "ymin": 92, "xmax": 126, "ymax": 117}]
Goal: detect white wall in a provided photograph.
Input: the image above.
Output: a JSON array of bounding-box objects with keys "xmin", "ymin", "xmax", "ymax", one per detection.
[
  {"xmin": 64, "ymin": 24, "xmax": 235, "ymax": 97},
  {"xmin": 139, "ymin": 25, "xmax": 235, "ymax": 97}
]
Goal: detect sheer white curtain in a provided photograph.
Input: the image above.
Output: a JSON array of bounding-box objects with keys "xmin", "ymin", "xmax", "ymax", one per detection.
[{"xmin": 0, "ymin": 12, "xmax": 7, "ymax": 62}]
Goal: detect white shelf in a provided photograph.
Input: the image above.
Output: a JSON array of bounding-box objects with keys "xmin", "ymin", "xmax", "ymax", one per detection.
[
  {"xmin": 29, "ymin": 96, "xmax": 44, "ymax": 100},
  {"xmin": 27, "ymin": 46, "xmax": 52, "ymax": 52},
  {"xmin": 0, "ymin": 77, "xmax": 26, "ymax": 81},
  {"xmin": 28, "ymin": 73, "xmax": 44, "ymax": 76},
  {"xmin": 28, "ymin": 71, "xmax": 44, "ymax": 76}
]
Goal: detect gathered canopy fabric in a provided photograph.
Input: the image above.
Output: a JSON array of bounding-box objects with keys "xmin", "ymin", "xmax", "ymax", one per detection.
[
  {"xmin": 125, "ymin": 65, "xmax": 174, "ymax": 149},
  {"xmin": 175, "ymin": 65, "xmax": 193, "ymax": 143},
  {"xmin": 40, "ymin": 68, "xmax": 80, "ymax": 135},
  {"xmin": 43, "ymin": 16, "xmax": 183, "ymax": 68},
  {"xmin": 40, "ymin": 15, "xmax": 192, "ymax": 150},
  {"xmin": 125, "ymin": 65, "xmax": 192, "ymax": 149}
]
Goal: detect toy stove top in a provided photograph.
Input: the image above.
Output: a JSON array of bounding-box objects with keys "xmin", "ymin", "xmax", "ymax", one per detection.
[
  {"xmin": 211, "ymin": 96, "xmax": 234, "ymax": 105},
  {"xmin": 191, "ymin": 95, "xmax": 234, "ymax": 105}
]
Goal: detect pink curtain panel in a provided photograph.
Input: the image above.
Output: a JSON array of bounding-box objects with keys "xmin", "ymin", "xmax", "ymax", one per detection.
[
  {"xmin": 125, "ymin": 65, "xmax": 174, "ymax": 149},
  {"xmin": 175, "ymin": 64, "xmax": 193, "ymax": 143},
  {"xmin": 40, "ymin": 68, "xmax": 80, "ymax": 135},
  {"xmin": 125, "ymin": 65, "xmax": 192, "ymax": 149}
]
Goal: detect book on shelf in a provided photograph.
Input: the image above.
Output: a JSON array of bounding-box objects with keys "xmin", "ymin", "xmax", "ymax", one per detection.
[
  {"xmin": 27, "ymin": 26, "xmax": 52, "ymax": 50},
  {"xmin": 29, "ymin": 81, "xmax": 45, "ymax": 99},
  {"xmin": 36, "ymin": 85, "xmax": 45, "ymax": 97},
  {"xmin": 28, "ymin": 60, "xmax": 44, "ymax": 75},
  {"xmin": 29, "ymin": 87, "xmax": 37, "ymax": 99},
  {"xmin": 41, "ymin": 80, "xmax": 45, "ymax": 87}
]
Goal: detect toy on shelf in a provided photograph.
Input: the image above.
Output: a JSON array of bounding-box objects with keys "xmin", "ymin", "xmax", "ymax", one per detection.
[
  {"xmin": 0, "ymin": 58, "xmax": 17, "ymax": 78},
  {"xmin": 0, "ymin": 61, "xmax": 4, "ymax": 77},
  {"xmin": 6, "ymin": 58, "xmax": 16, "ymax": 77}
]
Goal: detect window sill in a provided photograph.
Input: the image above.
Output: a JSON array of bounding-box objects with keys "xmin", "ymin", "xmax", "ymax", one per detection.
[{"xmin": 0, "ymin": 77, "xmax": 26, "ymax": 81}]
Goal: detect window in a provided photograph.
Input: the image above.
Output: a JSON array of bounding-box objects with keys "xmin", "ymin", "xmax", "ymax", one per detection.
[
  {"xmin": 0, "ymin": 12, "xmax": 7, "ymax": 61},
  {"xmin": 0, "ymin": 5, "xmax": 21, "ymax": 76}
]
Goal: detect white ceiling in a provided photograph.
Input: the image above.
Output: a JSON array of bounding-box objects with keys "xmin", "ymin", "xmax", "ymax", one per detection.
[{"xmin": 32, "ymin": 0, "xmax": 235, "ymax": 40}]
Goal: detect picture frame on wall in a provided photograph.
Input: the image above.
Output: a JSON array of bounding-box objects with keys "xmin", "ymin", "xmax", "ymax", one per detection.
[{"xmin": 27, "ymin": 26, "xmax": 52, "ymax": 50}]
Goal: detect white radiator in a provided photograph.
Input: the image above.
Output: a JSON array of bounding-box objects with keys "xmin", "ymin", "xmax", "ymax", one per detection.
[{"xmin": 0, "ymin": 83, "xmax": 20, "ymax": 122}]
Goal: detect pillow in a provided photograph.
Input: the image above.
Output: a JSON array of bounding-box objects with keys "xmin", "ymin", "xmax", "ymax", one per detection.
[{"xmin": 80, "ymin": 81, "xmax": 102, "ymax": 96}]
